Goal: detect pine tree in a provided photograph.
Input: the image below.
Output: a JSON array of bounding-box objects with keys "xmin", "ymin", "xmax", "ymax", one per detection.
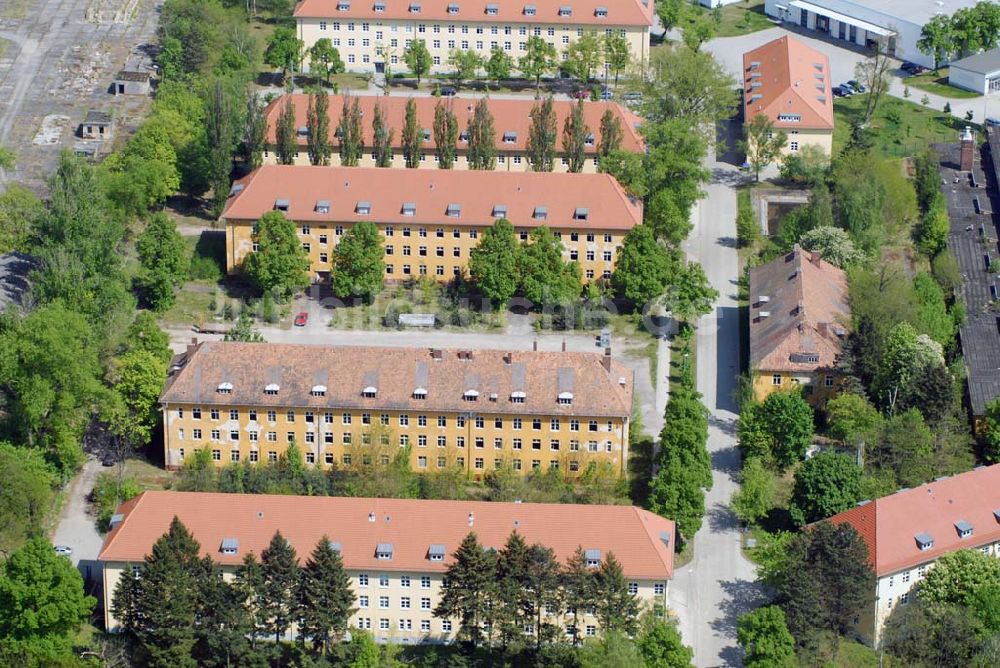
[
  {"xmin": 194, "ymin": 556, "xmax": 255, "ymax": 667},
  {"xmin": 297, "ymin": 536, "xmax": 356, "ymax": 654},
  {"xmin": 433, "ymin": 99, "xmax": 458, "ymax": 169},
  {"xmin": 275, "ymin": 96, "xmax": 298, "ymax": 165},
  {"xmin": 402, "ymin": 97, "xmax": 421, "ymax": 169},
  {"xmin": 526, "ymin": 96, "xmax": 558, "ymax": 172},
  {"xmin": 562, "ymin": 98, "xmax": 589, "ymax": 173},
  {"xmin": 337, "ymin": 95, "xmax": 363, "ymax": 166},
  {"xmin": 524, "ymin": 543, "xmax": 564, "ymax": 648},
  {"xmin": 306, "ymin": 90, "xmax": 332, "ymax": 166},
  {"xmin": 593, "ymin": 552, "xmax": 639, "ymax": 636},
  {"xmin": 495, "ymin": 531, "xmax": 530, "ymax": 647},
  {"xmin": 234, "ymin": 553, "xmax": 268, "ymax": 650},
  {"xmin": 466, "ymin": 98, "xmax": 496, "ymax": 170},
  {"xmin": 434, "ymin": 532, "xmax": 498, "ymax": 647},
  {"xmin": 371, "ymin": 102, "xmax": 394, "ymax": 168},
  {"xmin": 598, "ymin": 108, "xmax": 623, "ymax": 158},
  {"xmin": 562, "ymin": 547, "xmax": 597, "ymax": 645},
  {"xmin": 260, "ymin": 530, "xmax": 300, "ymax": 643}
]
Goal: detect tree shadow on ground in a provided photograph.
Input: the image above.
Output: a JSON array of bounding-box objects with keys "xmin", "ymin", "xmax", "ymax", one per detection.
[
  {"xmin": 711, "ymin": 578, "xmax": 770, "ymax": 639},
  {"xmin": 706, "ymin": 500, "xmax": 740, "ymax": 533},
  {"xmin": 711, "ymin": 446, "xmax": 742, "ymax": 482}
]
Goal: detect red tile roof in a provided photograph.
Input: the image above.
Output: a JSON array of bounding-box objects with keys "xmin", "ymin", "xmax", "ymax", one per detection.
[
  {"xmin": 827, "ymin": 464, "xmax": 1000, "ymax": 576},
  {"xmin": 293, "ymin": 0, "xmax": 655, "ymax": 27},
  {"xmin": 748, "ymin": 246, "xmax": 849, "ymax": 374},
  {"xmin": 222, "ymin": 165, "xmax": 644, "ymax": 231},
  {"xmin": 264, "ymin": 93, "xmax": 645, "ymax": 154},
  {"xmin": 160, "ymin": 342, "xmax": 634, "ymax": 418},
  {"xmin": 99, "ymin": 491, "xmax": 675, "ymax": 579},
  {"xmin": 743, "ymin": 36, "xmax": 834, "ymax": 131}
]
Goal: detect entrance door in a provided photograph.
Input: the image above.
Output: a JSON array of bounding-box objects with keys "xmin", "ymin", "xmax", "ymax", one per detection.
[
  {"xmin": 816, "ymin": 16, "xmax": 830, "ymax": 33},
  {"xmin": 375, "ymin": 62, "xmax": 385, "ymax": 74},
  {"xmin": 117, "ymin": 83, "xmax": 125, "ymax": 94},
  {"xmin": 799, "ymin": 9, "xmax": 808, "ymax": 27}
]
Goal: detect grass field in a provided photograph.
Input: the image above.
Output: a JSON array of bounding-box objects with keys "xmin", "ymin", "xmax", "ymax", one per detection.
[
  {"xmin": 833, "ymin": 94, "xmax": 965, "ymax": 158},
  {"xmin": 904, "ymin": 68, "xmax": 980, "ymax": 100},
  {"xmin": 682, "ymin": 0, "xmax": 775, "ymax": 38}
]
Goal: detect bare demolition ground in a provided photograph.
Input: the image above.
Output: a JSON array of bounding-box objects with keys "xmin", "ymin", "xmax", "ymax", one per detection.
[{"xmin": 0, "ymin": 0, "xmax": 160, "ymax": 193}]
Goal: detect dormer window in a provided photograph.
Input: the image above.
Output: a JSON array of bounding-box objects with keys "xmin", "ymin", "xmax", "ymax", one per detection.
[
  {"xmin": 421, "ymin": 128, "xmax": 431, "ymax": 141},
  {"xmin": 492, "ymin": 204, "xmax": 507, "ymax": 218},
  {"xmin": 915, "ymin": 533, "xmax": 934, "ymax": 551},
  {"xmin": 447, "ymin": 3, "xmax": 459, "ymax": 14},
  {"xmin": 409, "ymin": 2, "xmax": 421, "ymax": 13},
  {"xmin": 558, "ymin": 6, "xmax": 571, "ymax": 16},
  {"xmin": 502, "ymin": 131, "xmax": 517, "ymax": 143},
  {"xmin": 955, "ymin": 521, "xmax": 974, "ymax": 539},
  {"xmin": 356, "ymin": 200, "xmax": 372, "ymax": 215},
  {"xmin": 510, "ymin": 391, "xmax": 526, "ymax": 403},
  {"xmin": 584, "ymin": 133, "xmax": 595, "ymax": 146},
  {"xmin": 778, "ymin": 113, "xmax": 801, "ymax": 123},
  {"xmin": 446, "ymin": 203, "xmax": 461, "ymax": 218},
  {"xmin": 573, "ymin": 207, "xmax": 589, "ymax": 221},
  {"xmin": 584, "ymin": 548, "xmax": 601, "ymax": 567},
  {"xmin": 463, "ymin": 389, "xmax": 479, "ymax": 401},
  {"xmin": 533, "ymin": 206, "xmax": 547, "ymax": 220},
  {"xmin": 413, "ymin": 387, "xmax": 427, "ymax": 399},
  {"xmin": 428, "ymin": 544, "xmax": 446, "ymax": 561},
  {"xmin": 459, "ymin": 130, "xmax": 470, "ymax": 142},
  {"xmin": 374, "ymin": 1, "xmax": 385, "ymax": 11},
  {"xmin": 274, "ymin": 198, "xmax": 290, "ymax": 211},
  {"xmin": 558, "ymin": 391, "xmax": 573, "ymax": 405},
  {"xmin": 229, "ymin": 183, "xmax": 245, "ymax": 197},
  {"xmin": 264, "ymin": 383, "xmax": 280, "ymax": 396},
  {"xmin": 363, "ymin": 386, "xmax": 378, "ymax": 398},
  {"xmin": 337, "ymin": 0, "xmax": 350, "ymax": 10},
  {"xmin": 402, "ymin": 202, "xmax": 417, "ymax": 216},
  {"xmin": 315, "ymin": 199, "xmax": 331, "ymax": 214},
  {"xmin": 595, "ymin": 6, "xmax": 607, "ymax": 17},
  {"xmin": 523, "ymin": 4, "xmax": 535, "ymax": 16},
  {"xmin": 485, "ymin": 3, "xmax": 498, "ymax": 14},
  {"xmin": 220, "ymin": 538, "xmax": 240, "ymax": 555},
  {"xmin": 217, "ymin": 382, "xmax": 233, "ymax": 394},
  {"xmin": 311, "ymin": 385, "xmax": 327, "ymax": 396},
  {"xmin": 375, "ymin": 543, "xmax": 394, "ymax": 560},
  {"xmin": 297, "ymin": 125, "xmax": 308, "ymax": 137}
]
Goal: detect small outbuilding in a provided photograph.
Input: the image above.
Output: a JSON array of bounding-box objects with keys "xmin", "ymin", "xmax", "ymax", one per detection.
[
  {"xmin": 0, "ymin": 252, "xmax": 37, "ymax": 314},
  {"xmin": 948, "ymin": 49, "xmax": 1000, "ymax": 95},
  {"xmin": 112, "ymin": 70, "xmax": 151, "ymax": 96},
  {"xmin": 80, "ymin": 111, "xmax": 113, "ymax": 140}
]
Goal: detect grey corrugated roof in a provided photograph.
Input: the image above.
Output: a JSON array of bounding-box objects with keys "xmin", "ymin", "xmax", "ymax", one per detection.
[
  {"xmin": 950, "ymin": 48, "xmax": 1000, "ymax": 76},
  {"xmin": 0, "ymin": 252, "xmax": 36, "ymax": 314}
]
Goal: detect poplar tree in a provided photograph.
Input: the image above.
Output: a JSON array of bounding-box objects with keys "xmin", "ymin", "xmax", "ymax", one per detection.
[
  {"xmin": 466, "ymin": 98, "xmax": 496, "ymax": 170},
  {"xmin": 562, "ymin": 98, "xmax": 589, "ymax": 173},
  {"xmin": 598, "ymin": 108, "xmax": 623, "ymax": 158},
  {"xmin": 275, "ymin": 96, "xmax": 297, "ymax": 165},
  {"xmin": 337, "ymin": 95, "xmax": 363, "ymax": 166},
  {"xmin": 432, "ymin": 99, "xmax": 458, "ymax": 169},
  {"xmin": 401, "ymin": 97, "xmax": 421, "ymax": 169},
  {"xmin": 434, "ymin": 532, "xmax": 497, "ymax": 647},
  {"xmin": 260, "ymin": 530, "xmax": 300, "ymax": 643},
  {"xmin": 562, "ymin": 547, "xmax": 597, "ymax": 645},
  {"xmin": 297, "ymin": 536, "xmax": 356, "ymax": 654},
  {"xmin": 593, "ymin": 552, "xmax": 639, "ymax": 635},
  {"xmin": 242, "ymin": 91, "xmax": 268, "ymax": 169},
  {"xmin": 306, "ymin": 90, "xmax": 332, "ymax": 166},
  {"xmin": 526, "ymin": 96, "xmax": 558, "ymax": 172},
  {"xmin": 371, "ymin": 102, "xmax": 394, "ymax": 168}
]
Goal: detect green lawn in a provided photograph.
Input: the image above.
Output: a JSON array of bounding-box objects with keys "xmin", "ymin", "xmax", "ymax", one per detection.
[
  {"xmin": 904, "ymin": 68, "xmax": 980, "ymax": 99},
  {"xmin": 833, "ymin": 94, "xmax": 965, "ymax": 158},
  {"xmin": 682, "ymin": 0, "xmax": 775, "ymax": 38}
]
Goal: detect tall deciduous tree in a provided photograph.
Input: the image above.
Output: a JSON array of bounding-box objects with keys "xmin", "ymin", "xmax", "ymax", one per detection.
[
  {"xmin": 434, "ymin": 532, "xmax": 497, "ymax": 647},
  {"xmin": 275, "ymin": 96, "xmax": 298, "ymax": 165},
  {"xmin": 264, "ymin": 27, "xmax": 303, "ymax": 78},
  {"xmin": 519, "ymin": 226, "xmax": 581, "ymax": 305},
  {"xmin": 917, "ymin": 14, "xmax": 955, "ymax": 70},
  {"xmin": 598, "ymin": 108, "xmax": 623, "ymax": 158},
  {"xmin": 741, "ymin": 113, "xmax": 787, "ymax": 182},
  {"xmin": 306, "ymin": 90, "xmax": 332, "ymax": 166},
  {"xmin": 565, "ymin": 32, "xmax": 604, "ymax": 84},
  {"xmin": 788, "ymin": 451, "xmax": 863, "ymax": 526},
  {"xmin": 308, "ymin": 38, "xmax": 344, "ymax": 84},
  {"xmin": 737, "ymin": 606, "xmax": 796, "ymax": 668},
  {"xmin": 731, "ymin": 457, "xmax": 775, "ymax": 526},
  {"xmin": 331, "ymin": 220, "xmax": 384, "ymax": 302},
  {"xmin": 432, "ymin": 100, "xmax": 458, "ymax": 169},
  {"xmin": 662, "ymin": 261, "xmax": 718, "ymax": 324},
  {"xmin": 297, "ymin": 536, "xmax": 356, "ymax": 654},
  {"xmin": 562, "ymin": 99, "xmax": 589, "ymax": 173},
  {"xmin": 242, "ymin": 210, "xmax": 310, "ymax": 300},
  {"xmin": 136, "ymin": 212, "xmax": 187, "ymax": 311},
  {"xmin": 604, "ymin": 33, "xmax": 630, "ymax": 88},
  {"xmin": 527, "ymin": 96, "xmax": 558, "ymax": 172},
  {"xmin": 337, "ymin": 96, "xmax": 364, "ymax": 167},
  {"xmin": 260, "ymin": 530, "xmax": 299, "ymax": 643},
  {"xmin": 242, "ymin": 91, "xmax": 268, "ymax": 169},
  {"xmin": 401, "ymin": 97, "xmax": 421, "ymax": 169},
  {"xmin": 485, "ymin": 46, "xmax": 514, "ymax": 88},
  {"xmin": 636, "ymin": 615, "xmax": 694, "ymax": 667},
  {"xmin": 0, "ymin": 444, "xmax": 55, "ymax": 555},
  {"xmin": 469, "ymin": 218, "xmax": 521, "ymax": 307},
  {"xmin": 371, "ymin": 101, "xmax": 394, "ymax": 168},
  {"xmin": 854, "ymin": 36, "xmax": 893, "ymax": 124},
  {"xmin": 466, "ymin": 98, "xmax": 497, "ymax": 170},
  {"xmin": 519, "ymin": 36, "xmax": 558, "ymax": 94},
  {"xmin": 737, "ymin": 390, "xmax": 814, "ymax": 471},
  {"xmin": 612, "ymin": 224, "xmax": 673, "ymax": 306},
  {"xmin": 448, "ymin": 49, "xmax": 483, "ymax": 84},
  {"xmin": 403, "ymin": 39, "xmax": 432, "ymax": 85}
]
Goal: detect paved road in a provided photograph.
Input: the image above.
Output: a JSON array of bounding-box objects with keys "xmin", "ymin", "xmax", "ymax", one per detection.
[
  {"xmin": 51, "ymin": 457, "xmax": 106, "ymax": 585},
  {"xmin": 668, "ymin": 127, "xmax": 762, "ymax": 667}
]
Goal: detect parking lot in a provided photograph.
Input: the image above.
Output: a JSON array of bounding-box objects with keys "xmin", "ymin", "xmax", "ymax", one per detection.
[{"xmin": 0, "ymin": 0, "xmax": 160, "ymax": 192}]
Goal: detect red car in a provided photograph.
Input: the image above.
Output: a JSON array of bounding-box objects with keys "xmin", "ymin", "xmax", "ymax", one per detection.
[{"xmin": 294, "ymin": 312, "xmax": 308, "ymax": 327}]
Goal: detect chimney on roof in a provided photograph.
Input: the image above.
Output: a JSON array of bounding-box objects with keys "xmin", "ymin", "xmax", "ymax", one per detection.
[
  {"xmin": 187, "ymin": 337, "xmax": 198, "ymax": 358},
  {"xmin": 961, "ymin": 126, "xmax": 975, "ymax": 172},
  {"xmin": 533, "ymin": 340, "xmax": 538, "ymax": 351},
  {"xmin": 503, "ymin": 352, "xmax": 512, "ymax": 365},
  {"xmin": 809, "ymin": 250, "xmax": 822, "ymax": 267},
  {"xmin": 818, "ymin": 322, "xmax": 829, "ymax": 338},
  {"xmin": 602, "ymin": 346, "xmax": 612, "ymax": 373},
  {"xmin": 561, "ymin": 339, "xmax": 567, "ymax": 352},
  {"xmin": 430, "ymin": 348, "xmax": 443, "ymax": 360},
  {"xmin": 468, "ymin": 512, "xmax": 474, "ymax": 527}
]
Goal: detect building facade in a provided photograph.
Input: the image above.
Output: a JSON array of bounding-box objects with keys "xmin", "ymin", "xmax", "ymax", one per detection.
[
  {"xmin": 222, "ymin": 165, "xmax": 643, "ymax": 283},
  {"xmin": 743, "ymin": 36, "xmax": 834, "ymax": 158},
  {"xmin": 748, "ymin": 245, "xmax": 850, "ymax": 405},
  {"xmin": 99, "ymin": 492, "xmax": 674, "ymax": 642},
  {"xmin": 826, "ymin": 464, "xmax": 1000, "ymax": 646},
  {"xmin": 294, "ymin": 0, "xmax": 654, "ymax": 76},
  {"xmin": 948, "ymin": 49, "xmax": 1000, "ymax": 96},
  {"xmin": 263, "ymin": 94, "xmax": 644, "ymax": 172},
  {"xmin": 160, "ymin": 341, "xmax": 634, "ymax": 477}
]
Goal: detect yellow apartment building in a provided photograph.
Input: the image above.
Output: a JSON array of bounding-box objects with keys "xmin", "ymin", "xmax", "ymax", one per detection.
[
  {"xmin": 262, "ymin": 94, "xmax": 645, "ymax": 173},
  {"xmin": 99, "ymin": 491, "xmax": 675, "ymax": 643},
  {"xmin": 293, "ymin": 0, "xmax": 654, "ymax": 76},
  {"xmin": 748, "ymin": 245, "xmax": 850, "ymax": 405},
  {"xmin": 222, "ymin": 165, "xmax": 643, "ymax": 283},
  {"xmin": 160, "ymin": 341, "xmax": 634, "ymax": 477}
]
